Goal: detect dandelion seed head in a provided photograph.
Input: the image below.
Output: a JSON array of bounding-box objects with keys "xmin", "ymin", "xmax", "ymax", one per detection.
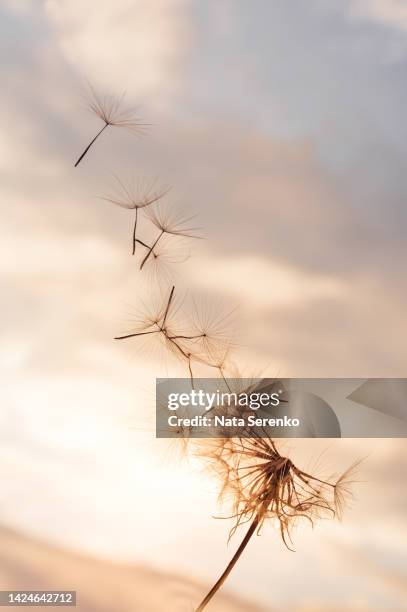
[{"xmin": 198, "ymin": 433, "xmax": 359, "ymax": 549}]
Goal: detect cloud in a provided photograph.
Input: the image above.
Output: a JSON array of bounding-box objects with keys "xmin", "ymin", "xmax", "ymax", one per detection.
[
  {"xmin": 183, "ymin": 251, "xmax": 344, "ymax": 308},
  {"xmin": 349, "ymin": 0, "xmax": 407, "ymax": 31},
  {"xmin": 2, "ymin": 0, "xmax": 32, "ymax": 14},
  {"xmin": 331, "ymin": 541, "xmax": 407, "ymax": 605},
  {"xmin": 43, "ymin": 0, "xmax": 189, "ymax": 101}
]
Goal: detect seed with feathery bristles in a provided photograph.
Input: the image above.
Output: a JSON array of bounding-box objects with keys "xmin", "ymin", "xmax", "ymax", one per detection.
[
  {"xmin": 74, "ymin": 85, "xmax": 149, "ymax": 167},
  {"xmin": 140, "ymin": 203, "xmax": 202, "ymax": 270},
  {"xmin": 114, "ymin": 286, "xmax": 235, "ymax": 388},
  {"xmin": 100, "ymin": 175, "xmax": 170, "ymax": 254}
]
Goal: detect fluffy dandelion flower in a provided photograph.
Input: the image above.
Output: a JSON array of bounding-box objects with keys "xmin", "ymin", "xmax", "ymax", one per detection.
[{"xmin": 194, "ymin": 431, "xmax": 360, "ymax": 611}]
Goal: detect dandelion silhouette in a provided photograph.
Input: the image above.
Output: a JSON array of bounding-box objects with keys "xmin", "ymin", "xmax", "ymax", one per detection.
[
  {"xmin": 100, "ymin": 175, "xmax": 171, "ymax": 254},
  {"xmin": 115, "ymin": 285, "xmax": 234, "ymax": 386},
  {"xmin": 193, "ymin": 433, "xmax": 360, "ymax": 611},
  {"xmin": 206, "ymin": 344, "xmax": 232, "ymax": 391},
  {"xmin": 140, "ymin": 203, "xmax": 202, "ymax": 270},
  {"xmin": 136, "ymin": 234, "xmax": 191, "ymax": 284},
  {"xmin": 185, "ymin": 302, "xmax": 236, "ymax": 386},
  {"xmin": 74, "ymin": 87, "xmax": 148, "ymax": 167},
  {"xmin": 115, "ymin": 285, "xmax": 198, "ymax": 384}
]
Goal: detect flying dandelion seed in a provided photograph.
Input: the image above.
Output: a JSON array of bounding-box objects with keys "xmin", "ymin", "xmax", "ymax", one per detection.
[
  {"xmin": 115, "ymin": 286, "xmax": 235, "ymax": 387},
  {"xmin": 140, "ymin": 203, "xmax": 202, "ymax": 270},
  {"xmin": 156, "ymin": 396, "xmax": 193, "ymax": 450},
  {"xmin": 74, "ymin": 86, "xmax": 148, "ymax": 167},
  {"xmin": 115, "ymin": 286, "xmax": 193, "ymax": 383},
  {"xmin": 193, "ymin": 432, "xmax": 360, "ymax": 611},
  {"xmin": 186, "ymin": 299, "xmax": 237, "ymax": 381},
  {"xmin": 100, "ymin": 175, "xmax": 171, "ymax": 254},
  {"xmin": 138, "ymin": 234, "xmax": 192, "ymax": 284}
]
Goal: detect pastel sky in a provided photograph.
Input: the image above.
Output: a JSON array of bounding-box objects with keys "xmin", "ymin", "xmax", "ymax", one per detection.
[{"xmin": 1, "ymin": 1, "xmax": 406, "ymax": 611}]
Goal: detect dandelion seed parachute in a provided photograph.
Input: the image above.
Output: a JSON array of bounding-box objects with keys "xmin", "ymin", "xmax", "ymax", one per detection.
[
  {"xmin": 140, "ymin": 203, "xmax": 202, "ymax": 270},
  {"xmin": 100, "ymin": 175, "xmax": 170, "ymax": 254},
  {"xmin": 74, "ymin": 86, "xmax": 148, "ymax": 167},
  {"xmin": 115, "ymin": 286, "xmax": 236, "ymax": 388}
]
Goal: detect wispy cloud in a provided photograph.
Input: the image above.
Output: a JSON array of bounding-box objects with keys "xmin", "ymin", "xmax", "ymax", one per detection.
[{"xmin": 349, "ymin": 0, "xmax": 407, "ymax": 32}]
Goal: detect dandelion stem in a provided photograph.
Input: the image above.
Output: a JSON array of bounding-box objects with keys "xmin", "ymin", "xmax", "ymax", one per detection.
[
  {"xmin": 219, "ymin": 367, "xmax": 232, "ymax": 392},
  {"xmin": 167, "ymin": 334, "xmax": 205, "ymax": 341},
  {"xmin": 132, "ymin": 208, "xmax": 138, "ymax": 255},
  {"xmin": 135, "ymin": 238, "xmax": 151, "ymax": 249},
  {"xmin": 140, "ymin": 230, "xmax": 164, "ymax": 269},
  {"xmin": 188, "ymin": 356, "xmax": 195, "ymax": 389},
  {"xmin": 162, "ymin": 285, "xmax": 175, "ymax": 326},
  {"xmin": 195, "ymin": 514, "xmax": 260, "ymax": 611},
  {"xmin": 114, "ymin": 330, "xmax": 159, "ymax": 340},
  {"xmin": 74, "ymin": 123, "xmax": 108, "ymax": 167}
]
